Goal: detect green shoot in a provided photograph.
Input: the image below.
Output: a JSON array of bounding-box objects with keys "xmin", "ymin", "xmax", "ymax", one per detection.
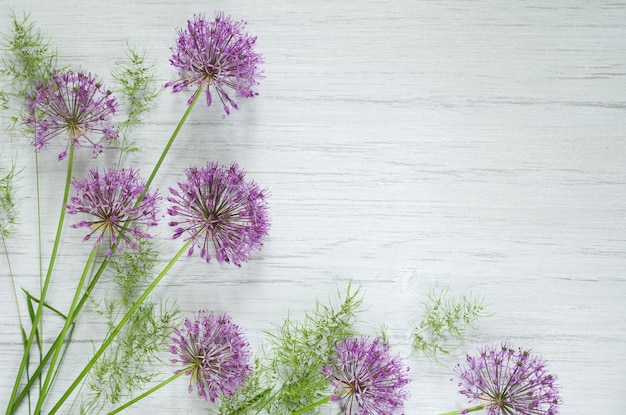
[
  {"xmin": 412, "ymin": 288, "xmax": 491, "ymax": 362},
  {"xmin": 0, "ymin": 158, "xmax": 19, "ymax": 238},
  {"xmin": 111, "ymin": 44, "xmax": 161, "ymax": 156},
  {"xmin": 0, "ymin": 9, "xmax": 57, "ymax": 130}
]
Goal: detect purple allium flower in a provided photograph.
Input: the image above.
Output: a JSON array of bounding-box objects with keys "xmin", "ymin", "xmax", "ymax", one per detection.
[
  {"xmin": 321, "ymin": 337, "xmax": 410, "ymax": 415},
  {"xmin": 24, "ymin": 69, "xmax": 119, "ymax": 160},
  {"xmin": 66, "ymin": 167, "xmax": 160, "ymax": 256},
  {"xmin": 167, "ymin": 162, "xmax": 270, "ymax": 266},
  {"xmin": 455, "ymin": 342, "xmax": 560, "ymax": 415},
  {"xmin": 165, "ymin": 12, "xmax": 263, "ymax": 114},
  {"xmin": 170, "ymin": 311, "xmax": 250, "ymax": 401}
]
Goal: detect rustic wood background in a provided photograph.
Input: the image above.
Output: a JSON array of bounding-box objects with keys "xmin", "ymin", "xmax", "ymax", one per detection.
[{"xmin": 1, "ymin": 1, "xmax": 625, "ymax": 414}]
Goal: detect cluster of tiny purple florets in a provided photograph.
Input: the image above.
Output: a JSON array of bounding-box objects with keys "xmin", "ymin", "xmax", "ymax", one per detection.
[
  {"xmin": 456, "ymin": 342, "xmax": 560, "ymax": 415},
  {"xmin": 321, "ymin": 336, "xmax": 410, "ymax": 415},
  {"xmin": 24, "ymin": 69, "xmax": 119, "ymax": 160},
  {"xmin": 170, "ymin": 311, "xmax": 250, "ymax": 402},
  {"xmin": 167, "ymin": 162, "xmax": 270, "ymax": 266},
  {"xmin": 165, "ymin": 12, "xmax": 263, "ymax": 114},
  {"xmin": 66, "ymin": 167, "xmax": 160, "ymax": 256}
]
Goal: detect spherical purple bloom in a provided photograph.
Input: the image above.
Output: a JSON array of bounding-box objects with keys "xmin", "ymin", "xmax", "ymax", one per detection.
[
  {"xmin": 165, "ymin": 12, "xmax": 263, "ymax": 114},
  {"xmin": 66, "ymin": 167, "xmax": 160, "ymax": 256},
  {"xmin": 321, "ymin": 337, "xmax": 410, "ymax": 415},
  {"xmin": 167, "ymin": 162, "xmax": 270, "ymax": 266},
  {"xmin": 455, "ymin": 342, "xmax": 560, "ymax": 415},
  {"xmin": 24, "ymin": 69, "xmax": 119, "ymax": 160},
  {"xmin": 170, "ymin": 311, "xmax": 251, "ymax": 401}
]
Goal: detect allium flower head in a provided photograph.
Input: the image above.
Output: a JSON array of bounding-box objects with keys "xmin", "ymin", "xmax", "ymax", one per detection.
[
  {"xmin": 170, "ymin": 311, "xmax": 250, "ymax": 401},
  {"xmin": 456, "ymin": 342, "xmax": 560, "ymax": 415},
  {"xmin": 66, "ymin": 167, "xmax": 160, "ymax": 256},
  {"xmin": 167, "ymin": 162, "xmax": 270, "ymax": 266},
  {"xmin": 321, "ymin": 336, "xmax": 410, "ymax": 415},
  {"xmin": 25, "ymin": 69, "xmax": 119, "ymax": 160},
  {"xmin": 165, "ymin": 12, "xmax": 263, "ymax": 114}
]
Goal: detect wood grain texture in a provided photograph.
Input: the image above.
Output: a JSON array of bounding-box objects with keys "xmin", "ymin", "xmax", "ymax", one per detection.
[{"xmin": 1, "ymin": 0, "xmax": 625, "ymax": 413}]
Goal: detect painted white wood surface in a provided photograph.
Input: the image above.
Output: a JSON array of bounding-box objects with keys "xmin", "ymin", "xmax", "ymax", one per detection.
[{"xmin": 1, "ymin": 0, "xmax": 625, "ymax": 414}]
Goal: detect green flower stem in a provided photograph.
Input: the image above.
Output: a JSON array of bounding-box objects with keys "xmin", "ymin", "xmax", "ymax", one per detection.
[
  {"xmin": 11, "ymin": 254, "xmax": 109, "ymax": 413},
  {"xmin": 141, "ymin": 85, "xmax": 203, "ymax": 198},
  {"xmin": 291, "ymin": 396, "xmax": 331, "ymax": 415},
  {"xmin": 35, "ymin": 152, "xmax": 44, "ymax": 379},
  {"xmin": 36, "ymin": 153, "xmax": 44, "ymax": 291},
  {"xmin": 47, "ymin": 240, "xmax": 192, "ymax": 415},
  {"xmin": 438, "ymin": 405, "xmax": 483, "ymax": 415},
  {"xmin": 34, "ymin": 151, "xmax": 44, "ymax": 403},
  {"xmin": 35, "ymin": 246, "xmax": 99, "ymax": 413},
  {"xmin": 7, "ymin": 144, "xmax": 75, "ymax": 414},
  {"xmin": 107, "ymin": 371, "xmax": 185, "ymax": 415}
]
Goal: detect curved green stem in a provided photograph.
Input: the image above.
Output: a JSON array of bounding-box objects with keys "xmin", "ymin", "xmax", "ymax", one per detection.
[
  {"xmin": 141, "ymin": 85, "xmax": 203, "ymax": 196},
  {"xmin": 7, "ymin": 144, "xmax": 75, "ymax": 414},
  {"xmin": 35, "ymin": 152, "xmax": 44, "ymax": 364},
  {"xmin": 107, "ymin": 371, "xmax": 185, "ymax": 415},
  {"xmin": 291, "ymin": 396, "xmax": 331, "ymax": 415},
  {"xmin": 438, "ymin": 404, "xmax": 483, "ymax": 415},
  {"xmin": 48, "ymin": 240, "xmax": 192, "ymax": 415},
  {"xmin": 35, "ymin": 246, "xmax": 98, "ymax": 413}
]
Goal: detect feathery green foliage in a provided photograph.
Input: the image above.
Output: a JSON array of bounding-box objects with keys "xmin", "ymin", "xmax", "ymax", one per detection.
[
  {"xmin": 106, "ymin": 239, "xmax": 160, "ymax": 308},
  {"xmin": 216, "ymin": 284, "xmax": 363, "ymax": 415},
  {"xmin": 0, "ymin": 10, "xmax": 57, "ymax": 130},
  {"xmin": 0, "ymin": 159, "xmax": 20, "ymax": 238},
  {"xmin": 112, "ymin": 45, "xmax": 161, "ymax": 154},
  {"xmin": 0, "ymin": 90, "xmax": 8, "ymax": 111},
  {"xmin": 412, "ymin": 288, "xmax": 490, "ymax": 362},
  {"xmin": 81, "ymin": 240, "xmax": 181, "ymax": 414}
]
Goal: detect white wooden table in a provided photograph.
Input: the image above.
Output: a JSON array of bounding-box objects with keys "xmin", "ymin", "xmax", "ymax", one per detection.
[{"xmin": 1, "ymin": 1, "xmax": 625, "ymax": 414}]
